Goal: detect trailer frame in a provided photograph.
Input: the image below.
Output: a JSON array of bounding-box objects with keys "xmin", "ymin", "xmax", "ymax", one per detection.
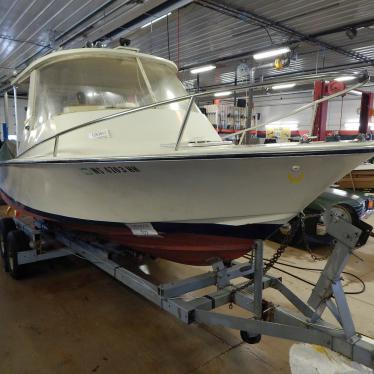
[{"xmin": 1, "ymin": 212, "xmax": 374, "ymax": 369}]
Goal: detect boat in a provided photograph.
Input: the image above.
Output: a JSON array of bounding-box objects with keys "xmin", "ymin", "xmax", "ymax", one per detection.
[{"xmin": 1, "ymin": 46, "xmax": 374, "ymax": 265}]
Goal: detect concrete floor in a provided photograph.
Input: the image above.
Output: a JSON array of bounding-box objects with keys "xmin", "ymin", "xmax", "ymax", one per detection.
[{"xmin": 1, "ymin": 216, "xmax": 374, "ymax": 373}]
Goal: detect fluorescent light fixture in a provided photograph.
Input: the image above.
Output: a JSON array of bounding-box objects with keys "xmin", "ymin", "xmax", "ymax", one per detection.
[
  {"xmin": 8, "ymin": 135, "xmax": 17, "ymax": 140},
  {"xmin": 141, "ymin": 12, "xmax": 171, "ymax": 28},
  {"xmin": 190, "ymin": 65, "xmax": 216, "ymax": 74},
  {"xmin": 335, "ymin": 75, "xmax": 355, "ymax": 82},
  {"xmin": 253, "ymin": 47, "xmax": 290, "ymax": 60},
  {"xmin": 271, "ymin": 83, "xmax": 296, "ymax": 90},
  {"xmin": 349, "ymin": 90, "xmax": 362, "ymax": 96},
  {"xmin": 214, "ymin": 91, "xmax": 232, "ymax": 97}
]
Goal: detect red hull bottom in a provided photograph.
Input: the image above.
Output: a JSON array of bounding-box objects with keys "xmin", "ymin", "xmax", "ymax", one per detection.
[
  {"xmin": 56, "ymin": 222, "xmax": 254, "ymax": 266},
  {"xmin": 1, "ymin": 194, "xmax": 257, "ymax": 266}
]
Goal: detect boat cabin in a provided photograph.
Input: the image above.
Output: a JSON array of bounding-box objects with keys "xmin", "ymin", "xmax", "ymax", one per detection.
[{"xmin": 11, "ymin": 47, "xmax": 221, "ymax": 157}]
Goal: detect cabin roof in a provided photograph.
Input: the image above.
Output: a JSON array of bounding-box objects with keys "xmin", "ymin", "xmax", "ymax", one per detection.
[{"xmin": 12, "ymin": 47, "xmax": 178, "ymax": 85}]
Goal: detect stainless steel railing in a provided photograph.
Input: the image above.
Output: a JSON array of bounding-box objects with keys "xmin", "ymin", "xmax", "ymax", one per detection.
[{"xmin": 16, "ymin": 71, "xmax": 369, "ymax": 158}]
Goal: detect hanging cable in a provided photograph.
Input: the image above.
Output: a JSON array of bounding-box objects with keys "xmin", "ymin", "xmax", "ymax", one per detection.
[
  {"xmin": 0, "ymin": 65, "xmax": 14, "ymax": 70},
  {"xmin": 315, "ymin": 48, "xmax": 320, "ymax": 74},
  {"xmin": 322, "ymin": 47, "xmax": 326, "ymax": 69},
  {"xmin": 269, "ymin": 262, "xmax": 366, "ymax": 295},
  {"xmin": 166, "ymin": 13, "xmax": 171, "ymax": 60},
  {"xmin": 0, "ymin": 34, "xmax": 52, "ymax": 49},
  {"xmin": 263, "ymin": 27, "xmax": 274, "ymax": 44},
  {"xmin": 177, "ymin": 8, "xmax": 180, "ymax": 69},
  {"xmin": 339, "ymin": 95, "xmax": 344, "ymax": 131},
  {"xmin": 244, "ymin": 254, "xmax": 366, "ymax": 295}
]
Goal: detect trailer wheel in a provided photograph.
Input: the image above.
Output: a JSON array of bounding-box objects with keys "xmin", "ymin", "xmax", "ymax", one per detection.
[
  {"xmin": 6, "ymin": 230, "xmax": 29, "ymax": 279},
  {"xmin": 0, "ymin": 217, "xmax": 16, "ymax": 259},
  {"xmin": 240, "ymin": 330, "xmax": 262, "ymax": 344}
]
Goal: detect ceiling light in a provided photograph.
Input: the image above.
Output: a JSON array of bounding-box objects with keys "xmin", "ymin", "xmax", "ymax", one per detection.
[
  {"xmin": 214, "ymin": 91, "xmax": 232, "ymax": 97},
  {"xmin": 335, "ymin": 75, "xmax": 355, "ymax": 82},
  {"xmin": 349, "ymin": 90, "xmax": 362, "ymax": 96},
  {"xmin": 190, "ymin": 65, "xmax": 216, "ymax": 74},
  {"xmin": 141, "ymin": 12, "xmax": 171, "ymax": 28},
  {"xmin": 253, "ymin": 47, "xmax": 291, "ymax": 60},
  {"xmin": 271, "ymin": 83, "xmax": 296, "ymax": 90}
]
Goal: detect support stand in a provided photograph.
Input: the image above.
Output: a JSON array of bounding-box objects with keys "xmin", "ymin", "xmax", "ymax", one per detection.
[{"xmin": 308, "ymin": 211, "xmax": 369, "ymax": 341}]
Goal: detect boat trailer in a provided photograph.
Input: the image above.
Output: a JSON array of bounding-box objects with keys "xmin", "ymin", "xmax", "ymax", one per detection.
[{"xmin": 1, "ymin": 212, "xmax": 374, "ymax": 369}]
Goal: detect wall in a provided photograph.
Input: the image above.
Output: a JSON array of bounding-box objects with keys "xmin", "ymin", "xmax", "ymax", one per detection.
[{"xmin": 253, "ymin": 91, "xmax": 362, "ymax": 132}]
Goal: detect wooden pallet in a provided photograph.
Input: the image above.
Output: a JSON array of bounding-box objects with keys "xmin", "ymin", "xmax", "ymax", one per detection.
[{"xmin": 337, "ymin": 170, "xmax": 374, "ymax": 189}]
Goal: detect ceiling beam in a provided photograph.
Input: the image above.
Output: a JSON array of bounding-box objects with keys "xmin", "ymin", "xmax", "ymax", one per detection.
[
  {"xmin": 310, "ymin": 18, "xmax": 374, "ymax": 38},
  {"xmin": 96, "ymin": 0, "xmax": 193, "ymax": 42},
  {"xmin": 195, "ymin": 0, "xmax": 374, "ymax": 66}
]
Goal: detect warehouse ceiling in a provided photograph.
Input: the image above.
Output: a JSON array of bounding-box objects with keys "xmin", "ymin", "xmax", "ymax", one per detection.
[
  {"xmin": 1, "ymin": 0, "xmax": 374, "ymax": 92},
  {"xmin": 0, "ymin": 0, "xmax": 181, "ymax": 89}
]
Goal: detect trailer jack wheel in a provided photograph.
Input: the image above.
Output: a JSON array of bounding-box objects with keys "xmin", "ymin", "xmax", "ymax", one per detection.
[
  {"xmin": 240, "ymin": 330, "xmax": 262, "ymax": 344},
  {"xmin": 0, "ymin": 218, "xmax": 16, "ymax": 272},
  {"xmin": 7, "ymin": 230, "xmax": 29, "ymax": 279},
  {"xmin": 2, "ymin": 247, "xmax": 9, "ymax": 272}
]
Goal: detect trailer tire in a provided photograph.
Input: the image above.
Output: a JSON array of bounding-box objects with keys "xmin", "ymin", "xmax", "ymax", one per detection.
[
  {"xmin": 0, "ymin": 217, "xmax": 16, "ymax": 259},
  {"xmin": 7, "ymin": 230, "xmax": 29, "ymax": 279},
  {"xmin": 240, "ymin": 330, "xmax": 262, "ymax": 344}
]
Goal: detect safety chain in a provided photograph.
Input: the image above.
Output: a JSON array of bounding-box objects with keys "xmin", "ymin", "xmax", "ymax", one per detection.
[
  {"xmin": 300, "ymin": 213, "xmax": 332, "ymax": 261},
  {"xmin": 230, "ymin": 217, "xmax": 301, "ymax": 298},
  {"xmin": 263, "ymin": 239, "xmax": 290, "ymax": 274},
  {"xmin": 228, "ymin": 212, "xmax": 335, "ymax": 310},
  {"xmin": 263, "ymin": 216, "xmax": 302, "ymax": 274}
]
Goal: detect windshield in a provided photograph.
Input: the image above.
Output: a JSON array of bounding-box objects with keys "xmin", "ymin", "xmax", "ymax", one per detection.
[
  {"xmin": 143, "ymin": 61, "xmax": 190, "ymax": 111},
  {"xmin": 32, "ymin": 55, "xmax": 190, "ymax": 126}
]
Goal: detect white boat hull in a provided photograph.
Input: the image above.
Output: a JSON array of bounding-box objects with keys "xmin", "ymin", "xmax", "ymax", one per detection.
[{"xmin": 0, "ymin": 148, "xmax": 371, "ymax": 226}]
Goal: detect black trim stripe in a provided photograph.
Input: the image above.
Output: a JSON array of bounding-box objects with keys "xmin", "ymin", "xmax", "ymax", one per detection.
[{"xmin": 1, "ymin": 145, "xmax": 374, "ymax": 166}]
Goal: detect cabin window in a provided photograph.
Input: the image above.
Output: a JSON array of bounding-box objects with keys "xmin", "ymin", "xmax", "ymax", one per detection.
[
  {"xmin": 142, "ymin": 61, "xmax": 197, "ymax": 112},
  {"xmin": 33, "ymin": 56, "xmax": 152, "ymax": 123},
  {"xmin": 32, "ymin": 55, "xmax": 194, "ymax": 127},
  {"xmin": 11, "ymin": 78, "xmax": 30, "ymax": 149},
  {"xmin": 22, "ymin": 73, "xmax": 37, "ymax": 128}
]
